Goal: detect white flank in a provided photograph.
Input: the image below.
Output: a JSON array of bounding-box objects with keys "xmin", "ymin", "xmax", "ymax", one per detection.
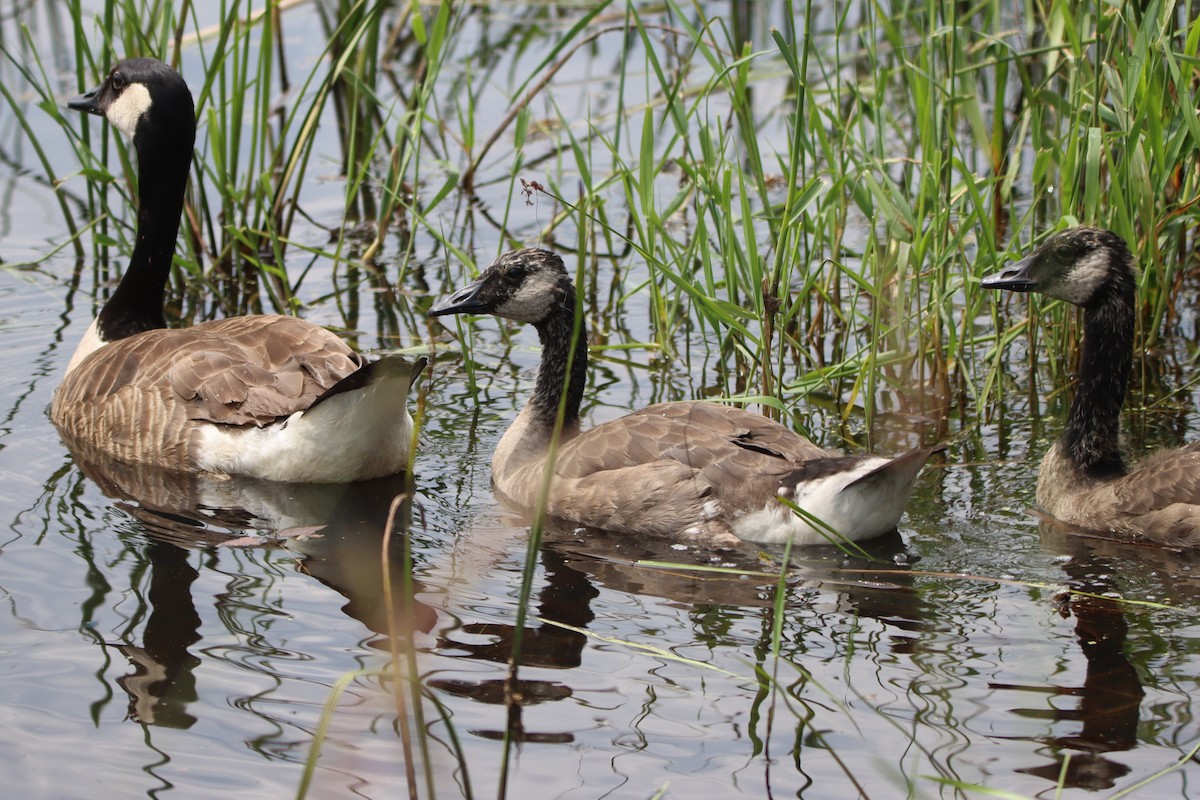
[
  {"xmin": 731, "ymin": 457, "xmax": 914, "ymax": 545},
  {"xmin": 63, "ymin": 318, "xmax": 106, "ymax": 376},
  {"xmin": 107, "ymin": 83, "xmax": 152, "ymax": 140},
  {"xmin": 193, "ymin": 370, "xmax": 415, "ymax": 483}
]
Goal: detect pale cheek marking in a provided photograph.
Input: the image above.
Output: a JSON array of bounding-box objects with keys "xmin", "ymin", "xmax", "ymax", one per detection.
[
  {"xmin": 498, "ymin": 272, "xmax": 559, "ymax": 321},
  {"xmin": 1057, "ymin": 250, "xmax": 1109, "ymax": 305},
  {"xmin": 106, "ymin": 84, "xmax": 152, "ymax": 139}
]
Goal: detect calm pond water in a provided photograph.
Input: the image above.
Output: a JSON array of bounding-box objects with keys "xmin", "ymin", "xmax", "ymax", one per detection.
[{"xmin": 2, "ymin": 3, "xmax": 1200, "ymax": 799}]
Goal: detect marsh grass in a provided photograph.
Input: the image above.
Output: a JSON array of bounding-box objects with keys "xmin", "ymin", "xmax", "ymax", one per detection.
[{"xmin": 7, "ymin": 0, "xmax": 1200, "ymax": 796}]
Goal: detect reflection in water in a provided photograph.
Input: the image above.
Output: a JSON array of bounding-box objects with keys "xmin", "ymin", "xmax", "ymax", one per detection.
[
  {"xmin": 431, "ymin": 546, "xmax": 596, "ymax": 744},
  {"xmin": 432, "ymin": 524, "xmax": 926, "ymax": 747},
  {"xmin": 116, "ymin": 541, "xmax": 201, "ymax": 728},
  {"xmin": 436, "ymin": 546, "xmax": 596, "ymax": 669},
  {"xmin": 1004, "ymin": 525, "xmax": 1148, "ymax": 791},
  {"xmin": 72, "ymin": 453, "xmax": 434, "ymax": 727}
]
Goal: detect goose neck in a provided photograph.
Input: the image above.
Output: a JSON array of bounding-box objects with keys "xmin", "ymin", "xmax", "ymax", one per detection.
[
  {"xmin": 98, "ymin": 127, "xmax": 194, "ymax": 341},
  {"xmin": 527, "ymin": 300, "xmax": 588, "ymax": 437},
  {"xmin": 1062, "ymin": 274, "xmax": 1135, "ymax": 477}
]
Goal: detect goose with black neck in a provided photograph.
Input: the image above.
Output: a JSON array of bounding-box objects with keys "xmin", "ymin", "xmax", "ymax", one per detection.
[
  {"xmin": 983, "ymin": 226, "xmax": 1200, "ymax": 546},
  {"xmin": 431, "ymin": 248, "xmax": 942, "ymax": 548},
  {"xmin": 52, "ymin": 58, "xmax": 425, "ymax": 482}
]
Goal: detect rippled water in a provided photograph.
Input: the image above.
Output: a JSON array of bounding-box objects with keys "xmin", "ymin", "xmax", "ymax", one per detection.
[
  {"xmin": 4, "ymin": 248, "xmax": 1199, "ymax": 797},
  {"xmin": 3, "ymin": 3, "xmax": 1200, "ymax": 799}
]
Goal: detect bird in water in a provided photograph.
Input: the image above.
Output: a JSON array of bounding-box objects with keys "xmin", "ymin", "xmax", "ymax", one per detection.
[
  {"xmin": 984, "ymin": 225, "xmax": 1200, "ymax": 547},
  {"xmin": 431, "ymin": 247, "xmax": 940, "ymax": 548},
  {"xmin": 52, "ymin": 58, "xmax": 425, "ymax": 483}
]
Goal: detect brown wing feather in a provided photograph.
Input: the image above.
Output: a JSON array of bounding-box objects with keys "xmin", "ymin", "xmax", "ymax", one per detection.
[
  {"xmin": 51, "ymin": 315, "xmax": 362, "ymax": 469},
  {"xmin": 530, "ymin": 401, "xmax": 829, "ymax": 528},
  {"xmin": 551, "ymin": 401, "xmax": 827, "ymax": 480},
  {"xmin": 1111, "ymin": 445, "xmax": 1200, "ymax": 514},
  {"xmin": 548, "ymin": 459, "xmax": 722, "ymax": 537}
]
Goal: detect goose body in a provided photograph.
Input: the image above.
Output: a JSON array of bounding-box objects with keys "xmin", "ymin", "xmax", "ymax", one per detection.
[
  {"xmin": 52, "ymin": 58, "xmax": 423, "ymax": 482},
  {"xmin": 984, "ymin": 226, "xmax": 1200, "ymax": 547},
  {"xmin": 431, "ymin": 248, "xmax": 939, "ymax": 547}
]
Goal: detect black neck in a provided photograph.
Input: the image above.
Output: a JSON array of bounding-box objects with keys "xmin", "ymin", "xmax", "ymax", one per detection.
[
  {"xmin": 529, "ymin": 289, "xmax": 588, "ymax": 435},
  {"xmin": 97, "ymin": 123, "xmax": 193, "ymax": 341},
  {"xmin": 1061, "ymin": 260, "xmax": 1136, "ymax": 478}
]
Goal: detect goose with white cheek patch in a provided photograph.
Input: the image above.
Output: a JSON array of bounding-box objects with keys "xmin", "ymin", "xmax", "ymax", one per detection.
[
  {"xmin": 430, "ymin": 248, "xmax": 942, "ymax": 548},
  {"xmin": 52, "ymin": 58, "xmax": 425, "ymax": 482},
  {"xmin": 984, "ymin": 225, "xmax": 1200, "ymax": 547}
]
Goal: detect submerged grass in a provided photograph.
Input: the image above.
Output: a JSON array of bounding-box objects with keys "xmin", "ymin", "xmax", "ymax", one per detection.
[{"xmin": 6, "ymin": 0, "xmax": 1200, "ymax": 797}]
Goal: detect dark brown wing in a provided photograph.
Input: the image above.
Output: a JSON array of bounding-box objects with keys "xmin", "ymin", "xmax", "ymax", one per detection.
[
  {"xmin": 550, "ymin": 401, "xmax": 827, "ymax": 478},
  {"xmin": 166, "ymin": 316, "xmax": 362, "ymax": 425},
  {"xmin": 544, "ymin": 400, "xmax": 829, "ymax": 520}
]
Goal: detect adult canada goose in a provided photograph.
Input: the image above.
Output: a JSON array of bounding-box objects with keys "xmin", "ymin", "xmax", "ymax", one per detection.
[
  {"xmin": 983, "ymin": 226, "xmax": 1200, "ymax": 547},
  {"xmin": 52, "ymin": 58, "xmax": 425, "ymax": 482},
  {"xmin": 430, "ymin": 248, "xmax": 941, "ymax": 547}
]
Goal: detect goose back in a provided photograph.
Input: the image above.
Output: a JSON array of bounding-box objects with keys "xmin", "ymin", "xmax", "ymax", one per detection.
[
  {"xmin": 433, "ymin": 248, "xmax": 939, "ymax": 547},
  {"xmin": 53, "ymin": 316, "xmax": 359, "ymax": 466}
]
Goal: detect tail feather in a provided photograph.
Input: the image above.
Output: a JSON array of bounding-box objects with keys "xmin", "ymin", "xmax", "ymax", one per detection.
[
  {"xmin": 309, "ymin": 354, "xmax": 427, "ymax": 411},
  {"xmin": 845, "ymin": 444, "xmax": 946, "ymax": 491}
]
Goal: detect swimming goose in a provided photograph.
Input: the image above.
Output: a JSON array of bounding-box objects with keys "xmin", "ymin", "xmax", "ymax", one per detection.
[
  {"xmin": 430, "ymin": 248, "xmax": 941, "ymax": 547},
  {"xmin": 983, "ymin": 226, "xmax": 1200, "ymax": 547},
  {"xmin": 52, "ymin": 58, "xmax": 425, "ymax": 482}
]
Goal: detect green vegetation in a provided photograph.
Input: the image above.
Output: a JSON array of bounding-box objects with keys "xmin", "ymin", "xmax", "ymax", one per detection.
[
  {"xmin": 8, "ymin": 1, "xmax": 1198, "ymax": 440},
  {"xmin": 5, "ymin": 1, "xmax": 1200, "ymax": 797}
]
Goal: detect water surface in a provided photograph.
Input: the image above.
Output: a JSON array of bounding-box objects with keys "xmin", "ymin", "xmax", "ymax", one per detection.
[{"xmin": 1, "ymin": 3, "xmax": 1199, "ymax": 799}]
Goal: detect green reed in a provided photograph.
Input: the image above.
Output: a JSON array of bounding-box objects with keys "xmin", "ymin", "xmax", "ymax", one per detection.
[{"xmin": 9, "ymin": 0, "xmax": 1200, "ymax": 796}]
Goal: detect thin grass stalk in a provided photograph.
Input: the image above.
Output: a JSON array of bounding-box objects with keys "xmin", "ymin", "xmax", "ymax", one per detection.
[
  {"xmin": 370, "ymin": 0, "xmax": 455, "ymax": 267},
  {"xmin": 379, "ymin": 491, "xmax": 420, "ymax": 800},
  {"xmin": 296, "ymin": 669, "xmax": 366, "ymax": 800},
  {"xmin": 0, "ymin": 43, "xmax": 83, "ymax": 255}
]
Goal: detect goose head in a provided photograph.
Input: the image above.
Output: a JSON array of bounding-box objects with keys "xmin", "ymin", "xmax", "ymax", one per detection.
[
  {"xmin": 430, "ymin": 248, "xmax": 574, "ymax": 325},
  {"xmin": 69, "ymin": 58, "xmax": 195, "ymax": 153},
  {"xmin": 981, "ymin": 227, "xmax": 1135, "ymax": 308}
]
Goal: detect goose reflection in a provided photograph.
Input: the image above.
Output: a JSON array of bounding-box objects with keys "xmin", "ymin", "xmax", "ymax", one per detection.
[
  {"xmin": 114, "ymin": 540, "xmax": 202, "ymax": 727},
  {"xmin": 433, "ymin": 521, "xmax": 925, "ymax": 744},
  {"xmin": 70, "ymin": 452, "xmax": 434, "ymax": 726},
  {"xmin": 1003, "ymin": 523, "xmax": 1158, "ymax": 791}
]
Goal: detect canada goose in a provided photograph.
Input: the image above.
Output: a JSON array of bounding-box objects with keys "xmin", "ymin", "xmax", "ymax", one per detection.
[
  {"xmin": 983, "ymin": 225, "xmax": 1200, "ymax": 547},
  {"xmin": 430, "ymin": 248, "xmax": 941, "ymax": 547},
  {"xmin": 52, "ymin": 58, "xmax": 425, "ymax": 482}
]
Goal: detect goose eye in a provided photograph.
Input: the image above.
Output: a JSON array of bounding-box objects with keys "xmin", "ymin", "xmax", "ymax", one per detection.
[
  {"xmin": 1054, "ymin": 243, "xmax": 1076, "ymax": 258},
  {"xmin": 503, "ymin": 265, "xmax": 527, "ymax": 284},
  {"xmin": 110, "ymin": 71, "xmax": 126, "ymax": 91}
]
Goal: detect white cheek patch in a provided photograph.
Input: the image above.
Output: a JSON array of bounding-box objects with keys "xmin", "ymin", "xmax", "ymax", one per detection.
[
  {"xmin": 106, "ymin": 83, "xmax": 152, "ymax": 139},
  {"xmin": 1055, "ymin": 249, "xmax": 1109, "ymax": 304}
]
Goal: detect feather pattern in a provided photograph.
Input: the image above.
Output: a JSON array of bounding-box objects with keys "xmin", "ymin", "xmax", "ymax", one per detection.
[
  {"xmin": 432, "ymin": 248, "xmax": 939, "ymax": 547},
  {"xmin": 53, "ymin": 316, "xmax": 360, "ymax": 465},
  {"xmin": 52, "ymin": 58, "xmax": 423, "ymax": 482},
  {"xmin": 984, "ymin": 226, "xmax": 1200, "ymax": 547}
]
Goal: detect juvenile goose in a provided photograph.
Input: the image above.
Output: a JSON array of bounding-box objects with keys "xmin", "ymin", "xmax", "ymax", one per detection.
[
  {"xmin": 983, "ymin": 226, "xmax": 1200, "ymax": 547},
  {"xmin": 52, "ymin": 58, "xmax": 425, "ymax": 482},
  {"xmin": 430, "ymin": 248, "xmax": 941, "ymax": 547}
]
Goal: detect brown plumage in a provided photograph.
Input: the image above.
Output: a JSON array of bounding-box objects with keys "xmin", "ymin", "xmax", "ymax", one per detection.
[
  {"xmin": 53, "ymin": 58, "xmax": 423, "ymax": 482},
  {"xmin": 53, "ymin": 316, "xmax": 361, "ymax": 468},
  {"xmin": 984, "ymin": 226, "xmax": 1200, "ymax": 547},
  {"xmin": 432, "ymin": 248, "xmax": 940, "ymax": 547}
]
